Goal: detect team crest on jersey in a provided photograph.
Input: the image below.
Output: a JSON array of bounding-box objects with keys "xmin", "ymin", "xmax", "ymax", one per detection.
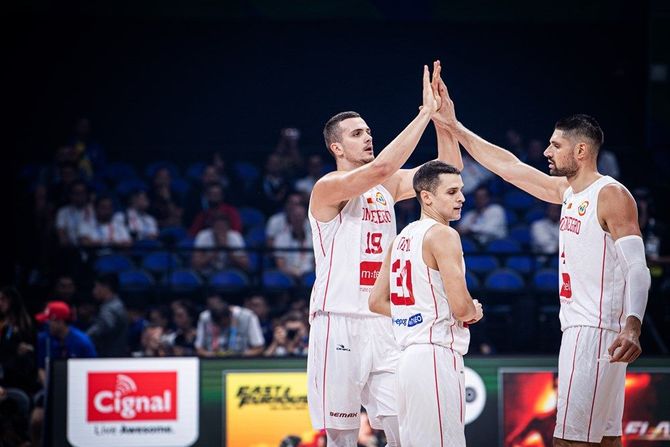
[
  {"xmin": 375, "ymin": 192, "xmax": 387, "ymax": 206},
  {"xmin": 578, "ymin": 200, "xmax": 589, "ymax": 216}
]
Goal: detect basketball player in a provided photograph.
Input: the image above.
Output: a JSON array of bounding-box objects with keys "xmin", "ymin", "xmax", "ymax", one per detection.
[
  {"xmin": 432, "ymin": 75, "xmax": 650, "ymax": 447},
  {"xmin": 369, "ymin": 160, "xmax": 484, "ymax": 446},
  {"xmin": 307, "ymin": 62, "xmax": 461, "ymax": 447}
]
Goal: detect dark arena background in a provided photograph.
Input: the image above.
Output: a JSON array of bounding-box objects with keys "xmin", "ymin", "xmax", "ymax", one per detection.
[{"xmin": 4, "ymin": 1, "xmax": 670, "ymax": 446}]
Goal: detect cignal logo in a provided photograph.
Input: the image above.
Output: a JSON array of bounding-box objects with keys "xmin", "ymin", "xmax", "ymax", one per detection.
[{"xmin": 87, "ymin": 372, "xmax": 177, "ymax": 422}]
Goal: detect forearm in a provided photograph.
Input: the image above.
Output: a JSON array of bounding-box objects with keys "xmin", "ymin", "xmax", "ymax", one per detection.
[
  {"xmin": 451, "ymin": 122, "xmax": 520, "ymax": 177},
  {"xmin": 623, "ymin": 316, "xmax": 642, "ymax": 335},
  {"xmin": 435, "ymin": 125, "xmax": 463, "ymax": 170},
  {"xmin": 373, "ymin": 109, "xmax": 432, "ymax": 175}
]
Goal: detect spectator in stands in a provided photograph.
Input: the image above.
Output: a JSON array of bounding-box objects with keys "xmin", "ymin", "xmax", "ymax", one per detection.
[
  {"xmin": 148, "ymin": 305, "xmax": 172, "ymax": 334},
  {"xmin": 195, "ymin": 294, "xmax": 264, "ymax": 357},
  {"xmin": 460, "ymin": 152, "xmax": 493, "ymax": 195},
  {"xmin": 67, "ymin": 117, "xmax": 107, "ymax": 180},
  {"xmin": 258, "ymin": 153, "xmax": 291, "ymax": 215},
  {"xmin": 635, "ymin": 187, "xmax": 663, "ymax": 258},
  {"xmin": 266, "ymin": 193, "xmax": 308, "ymax": 247},
  {"xmin": 597, "ymin": 148, "xmax": 620, "ymax": 179},
  {"xmin": 80, "ymin": 195, "xmax": 132, "ymax": 248},
  {"xmin": 188, "ymin": 182, "xmax": 242, "ymax": 235},
  {"xmin": 210, "ymin": 151, "xmax": 232, "ymax": 193},
  {"xmin": 244, "ymin": 294, "xmax": 272, "ymax": 347},
  {"xmin": 55, "ymin": 180, "xmax": 95, "ymax": 246},
  {"xmin": 35, "ymin": 301, "xmax": 96, "ymax": 385},
  {"xmin": 530, "ymin": 204, "xmax": 561, "ymax": 254},
  {"xmin": 25, "ymin": 184, "xmax": 57, "ymax": 280},
  {"xmin": 274, "ymin": 127, "xmax": 304, "ymax": 178},
  {"xmin": 164, "ymin": 300, "xmax": 197, "ymax": 356},
  {"xmin": 87, "ymin": 274, "xmax": 129, "ymax": 357},
  {"xmin": 148, "ymin": 167, "xmax": 184, "ymax": 228},
  {"xmin": 132, "ymin": 325, "xmax": 170, "ymax": 357},
  {"xmin": 0, "ymin": 385, "xmax": 31, "ymax": 447},
  {"xmin": 274, "ymin": 204, "xmax": 314, "ymax": 282},
  {"xmin": 126, "ymin": 304, "xmax": 148, "ymax": 353},
  {"xmin": 114, "ymin": 190, "xmax": 158, "ymax": 241},
  {"xmin": 505, "ymin": 128, "xmax": 525, "ymax": 158},
  {"xmin": 53, "ymin": 275, "xmax": 77, "ymax": 304},
  {"xmin": 457, "ymin": 185, "xmax": 508, "ymax": 244},
  {"xmin": 49, "ymin": 161, "xmax": 81, "ymax": 207},
  {"xmin": 294, "ymin": 154, "xmax": 324, "ymax": 199},
  {"xmin": 0, "ymin": 287, "xmax": 36, "ymax": 395},
  {"xmin": 192, "ymin": 213, "xmax": 249, "ymax": 274},
  {"xmin": 263, "ymin": 310, "xmax": 308, "ymax": 357}
]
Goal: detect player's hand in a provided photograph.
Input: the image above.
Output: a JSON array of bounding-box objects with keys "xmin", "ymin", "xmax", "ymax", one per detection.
[
  {"xmin": 607, "ymin": 329, "xmax": 642, "ymax": 363},
  {"xmin": 431, "ymin": 70, "xmax": 458, "ymax": 129},
  {"xmin": 422, "ymin": 64, "xmax": 441, "ymax": 115},
  {"xmin": 466, "ymin": 299, "xmax": 484, "ymax": 324}
]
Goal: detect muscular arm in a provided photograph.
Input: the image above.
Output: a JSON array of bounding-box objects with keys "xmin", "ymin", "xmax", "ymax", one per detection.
[
  {"xmin": 425, "ymin": 225, "xmax": 479, "ymax": 322},
  {"xmin": 599, "ymin": 184, "xmax": 650, "ymax": 363},
  {"xmin": 369, "ymin": 243, "xmax": 394, "ymax": 317}
]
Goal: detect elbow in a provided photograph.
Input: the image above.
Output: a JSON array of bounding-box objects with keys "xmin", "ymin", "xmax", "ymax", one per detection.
[{"xmin": 369, "ymin": 160, "xmax": 393, "ymax": 182}]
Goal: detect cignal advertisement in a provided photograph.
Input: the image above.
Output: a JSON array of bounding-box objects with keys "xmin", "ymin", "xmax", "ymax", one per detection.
[
  {"xmin": 67, "ymin": 358, "xmax": 199, "ymax": 447},
  {"xmin": 500, "ymin": 369, "xmax": 670, "ymax": 447}
]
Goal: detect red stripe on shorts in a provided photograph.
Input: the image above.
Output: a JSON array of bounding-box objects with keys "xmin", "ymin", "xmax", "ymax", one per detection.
[
  {"xmin": 598, "ymin": 234, "xmax": 606, "ymax": 328},
  {"xmin": 587, "ymin": 328, "xmax": 604, "ymax": 442},
  {"xmin": 562, "ymin": 326, "xmax": 582, "ymax": 439},
  {"xmin": 322, "ymin": 313, "xmax": 331, "ymax": 429},
  {"xmin": 432, "ymin": 345, "xmax": 444, "ymax": 447}
]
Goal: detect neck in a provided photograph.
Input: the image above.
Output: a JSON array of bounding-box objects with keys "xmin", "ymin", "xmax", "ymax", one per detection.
[
  {"xmin": 566, "ymin": 165, "xmax": 602, "ymax": 193},
  {"xmin": 420, "ymin": 208, "xmax": 449, "ymax": 226}
]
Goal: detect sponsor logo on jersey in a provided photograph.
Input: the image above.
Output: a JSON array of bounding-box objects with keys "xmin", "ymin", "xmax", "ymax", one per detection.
[
  {"xmin": 375, "ymin": 192, "xmax": 387, "ymax": 206},
  {"xmin": 407, "ymin": 313, "xmax": 423, "ymax": 327},
  {"xmin": 335, "ymin": 344, "xmax": 351, "ymax": 352},
  {"xmin": 87, "ymin": 372, "xmax": 177, "ymax": 422},
  {"xmin": 361, "ymin": 207, "xmax": 393, "ymax": 224},
  {"xmin": 360, "ymin": 261, "xmax": 382, "ymax": 286},
  {"xmin": 578, "ymin": 200, "xmax": 589, "ymax": 216},
  {"xmin": 559, "ymin": 216, "xmax": 581, "ymax": 234},
  {"xmin": 560, "ymin": 272, "xmax": 572, "ymax": 299},
  {"xmin": 393, "ymin": 318, "xmax": 408, "ymax": 326}
]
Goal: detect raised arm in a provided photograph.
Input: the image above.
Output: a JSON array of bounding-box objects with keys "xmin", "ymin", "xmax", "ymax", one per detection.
[
  {"xmin": 311, "ymin": 65, "xmax": 439, "ymax": 220},
  {"xmin": 426, "ymin": 225, "xmax": 481, "ymax": 322},
  {"xmin": 434, "ymin": 76, "xmax": 568, "ymax": 204},
  {"xmin": 369, "ymin": 242, "xmax": 394, "ymax": 317},
  {"xmin": 599, "ymin": 184, "xmax": 650, "ymax": 363}
]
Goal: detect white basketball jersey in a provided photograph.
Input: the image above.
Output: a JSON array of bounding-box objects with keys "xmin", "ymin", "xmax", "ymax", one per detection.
[
  {"xmin": 388, "ymin": 218, "xmax": 470, "ymax": 355},
  {"xmin": 558, "ymin": 176, "xmax": 626, "ymax": 332},
  {"xmin": 308, "ymin": 185, "xmax": 397, "ymax": 317}
]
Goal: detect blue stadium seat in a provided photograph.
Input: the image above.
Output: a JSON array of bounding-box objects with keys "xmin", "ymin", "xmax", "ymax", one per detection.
[
  {"xmin": 533, "ymin": 268, "xmax": 558, "ymax": 291},
  {"xmin": 464, "ymin": 255, "xmax": 499, "ymax": 275},
  {"xmin": 505, "ymin": 255, "xmax": 534, "ymax": 274},
  {"xmin": 131, "ymin": 238, "xmax": 163, "ymax": 257},
  {"xmin": 239, "ymin": 207, "xmax": 266, "ymax": 229},
  {"xmin": 485, "ymin": 268, "xmax": 525, "ymax": 291},
  {"xmin": 105, "ymin": 162, "xmax": 138, "ymax": 183},
  {"xmin": 185, "ymin": 162, "xmax": 206, "ymax": 182},
  {"xmin": 245, "ymin": 226, "xmax": 266, "ymax": 248},
  {"xmin": 209, "ymin": 269, "xmax": 249, "ymax": 291},
  {"xmin": 485, "ymin": 238, "xmax": 521, "ymax": 253},
  {"xmin": 233, "ymin": 161, "xmax": 260, "ymax": 182},
  {"xmin": 145, "ymin": 161, "xmax": 180, "ymax": 180},
  {"xmin": 170, "ymin": 178, "xmax": 191, "ymax": 196},
  {"xmin": 460, "ymin": 237, "xmax": 479, "ymax": 254},
  {"xmin": 116, "ymin": 178, "xmax": 148, "ymax": 197},
  {"xmin": 163, "ymin": 269, "xmax": 203, "ymax": 290},
  {"xmin": 505, "ymin": 209, "xmax": 518, "ymax": 226},
  {"xmin": 465, "ymin": 271, "xmax": 480, "ymax": 290},
  {"xmin": 504, "ymin": 190, "xmax": 537, "ymax": 211},
  {"xmin": 141, "ymin": 251, "xmax": 181, "ymax": 274},
  {"xmin": 119, "ymin": 269, "xmax": 154, "ymax": 292},
  {"xmin": 302, "ymin": 271, "xmax": 316, "ymax": 287},
  {"xmin": 159, "ymin": 226, "xmax": 188, "ymax": 244},
  {"xmin": 524, "ymin": 207, "xmax": 546, "ymax": 224},
  {"xmin": 509, "ymin": 225, "xmax": 531, "ymax": 246},
  {"xmin": 94, "ymin": 254, "xmax": 134, "ymax": 274},
  {"xmin": 262, "ymin": 270, "xmax": 295, "ymax": 289}
]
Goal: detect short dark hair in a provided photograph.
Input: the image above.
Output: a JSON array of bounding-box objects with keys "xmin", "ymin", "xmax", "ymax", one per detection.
[
  {"xmin": 413, "ymin": 160, "xmax": 461, "ymax": 203},
  {"xmin": 554, "ymin": 114, "xmax": 604, "ymax": 152},
  {"xmin": 95, "ymin": 273, "xmax": 119, "ymax": 294},
  {"xmin": 323, "ymin": 111, "xmax": 361, "ymax": 156}
]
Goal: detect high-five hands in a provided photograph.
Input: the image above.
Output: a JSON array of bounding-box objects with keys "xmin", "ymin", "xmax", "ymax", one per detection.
[
  {"xmin": 430, "ymin": 60, "xmax": 459, "ymax": 129},
  {"xmin": 422, "ymin": 63, "xmax": 442, "ymax": 116}
]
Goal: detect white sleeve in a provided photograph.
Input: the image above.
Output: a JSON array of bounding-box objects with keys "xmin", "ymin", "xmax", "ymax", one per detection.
[
  {"xmin": 614, "ymin": 235, "xmax": 651, "ymax": 323},
  {"xmin": 246, "ymin": 313, "xmax": 265, "ymax": 348}
]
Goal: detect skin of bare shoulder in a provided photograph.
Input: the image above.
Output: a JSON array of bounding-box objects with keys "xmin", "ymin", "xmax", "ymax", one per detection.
[
  {"xmin": 423, "ymin": 223, "xmax": 461, "ymax": 270},
  {"xmin": 597, "ymin": 183, "xmax": 641, "ymax": 239}
]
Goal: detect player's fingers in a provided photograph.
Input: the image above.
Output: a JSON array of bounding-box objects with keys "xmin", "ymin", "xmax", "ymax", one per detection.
[
  {"xmin": 629, "ymin": 347, "xmax": 642, "ymax": 363},
  {"xmin": 423, "ymin": 65, "xmax": 430, "ymax": 89},
  {"xmin": 607, "ymin": 338, "xmax": 621, "ymax": 356},
  {"xmin": 439, "ymin": 77, "xmax": 452, "ymax": 100},
  {"xmin": 618, "ymin": 345, "xmax": 638, "ymax": 363},
  {"xmin": 611, "ymin": 340, "xmax": 632, "ymax": 362}
]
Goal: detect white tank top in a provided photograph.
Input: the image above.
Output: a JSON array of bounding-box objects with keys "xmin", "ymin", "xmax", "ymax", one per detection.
[
  {"xmin": 558, "ymin": 176, "xmax": 626, "ymax": 332},
  {"xmin": 389, "ymin": 218, "xmax": 470, "ymax": 355},
  {"xmin": 308, "ymin": 185, "xmax": 397, "ymax": 318}
]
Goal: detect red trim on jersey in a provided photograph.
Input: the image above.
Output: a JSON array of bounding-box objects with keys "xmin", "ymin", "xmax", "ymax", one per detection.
[
  {"xmin": 454, "ymin": 350, "xmax": 464, "ymax": 423},
  {"xmin": 449, "ymin": 322, "xmax": 457, "ymax": 367},
  {"xmin": 432, "ymin": 345, "xmax": 444, "ymax": 447},
  {"xmin": 427, "ymin": 266, "xmax": 439, "ymax": 344},
  {"xmin": 321, "ymin": 233, "xmax": 337, "ymax": 311},
  {"xmin": 322, "ymin": 313, "xmax": 331, "ymax": 429},
  {"xmin": 315, "ymin": 221, "xmax": 326, "ymax": 257},
  {"xmin": 598, "ymin": 234, "xmax": 607, "ymax": 328},
  {"xmin": 587, "ymin": 329, "xmax": 604, "ymax": 442},
  {"xmin": 561, "ymin": 327, "xmax": 582, "ymax": 439}
]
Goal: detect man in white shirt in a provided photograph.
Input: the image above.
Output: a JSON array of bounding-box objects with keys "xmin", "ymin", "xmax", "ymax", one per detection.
[
  {"xmin": 274, "ymin": 204, "xmax": 314, "ymax": 281},
  {"xmin": 79, "ymin": 196, "xmax": 132, "ymax": 247},
  {"xmin": 457, "ymin": 185, "xmax": 507, "ymax": 244},
  {"xmin": 55, "ymin": 181, "xmax": 95, "ymax": 246},
  {"xmin": 114, "ymin": 190, "xmax": 158, "ymax": 241},
  {"xmin": 530, "ymin": 204, "xmax": 561, "ymax": 254},
  {"xmin": 192, "ymin": 213, "xmax": 249, "ymax": 273},
  {"xmin": 266, "ymin": 193, "xmax": 310, "ymax": 247}
]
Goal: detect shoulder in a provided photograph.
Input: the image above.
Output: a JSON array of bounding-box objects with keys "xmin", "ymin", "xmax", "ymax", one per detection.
[
  {"xmin": 599, "ymin": 182, "xmax": 634, "ymax": 203},
  {"xmin": 424, "ymin": 222, "xmax": 460, "ymax": 245}
]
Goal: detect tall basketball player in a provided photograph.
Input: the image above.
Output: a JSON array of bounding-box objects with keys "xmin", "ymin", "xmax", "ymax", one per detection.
[
  {"xmin": 307, "ymin": 62, "xmax": 460, "ymax": 447},
  {"xmin": 432, "ymin": 74, "xmax": 650, "ymax": 447},
  {"xmin": 369, "ymin": 160, "xmax": 484, "ymax": 446}
]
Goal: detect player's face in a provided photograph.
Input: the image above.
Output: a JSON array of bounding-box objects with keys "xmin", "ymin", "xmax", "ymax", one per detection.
[
  {"xmin": 336, "ymin": 117, "xmax": 374, "ymax": 165},
  {"xmin": 545, "ymin": 130, "xmax": 579, "ymax": 177},
  {"xmin": 428, "ymin": 173, "xmax": 465, "ymax": 222}
]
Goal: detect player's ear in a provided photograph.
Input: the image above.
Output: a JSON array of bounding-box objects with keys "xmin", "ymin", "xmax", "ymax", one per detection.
[
  {"xmin": 330, "ymin": 143, "xmax": 344, "ymax": 157},
  {"xmin": 420, "ymin": 190, "xmax": 432, "ymax": 206}
]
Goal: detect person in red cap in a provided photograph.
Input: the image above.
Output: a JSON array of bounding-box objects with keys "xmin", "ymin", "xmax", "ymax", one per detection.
[{"xmin": 35, "ymin": 301, "xmax": 97, "ymax": 386}]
